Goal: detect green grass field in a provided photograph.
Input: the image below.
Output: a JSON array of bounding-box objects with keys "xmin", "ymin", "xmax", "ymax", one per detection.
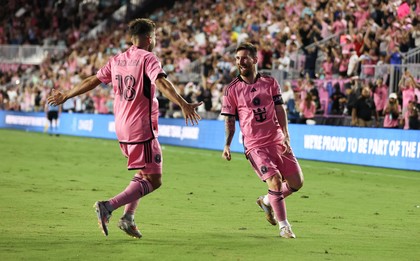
[{"xmin": 0, "ymin": 129, "xmax": 419, "ymax": 261}]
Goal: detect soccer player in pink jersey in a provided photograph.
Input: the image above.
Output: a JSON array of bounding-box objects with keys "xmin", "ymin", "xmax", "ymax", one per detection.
[
  {"xmin": 48, "ymin": 18, "xmax": 202, "ymax": 238},
  {"xmin": 221, "ymin": 42, "xmax": 304, "ymax": 238}
]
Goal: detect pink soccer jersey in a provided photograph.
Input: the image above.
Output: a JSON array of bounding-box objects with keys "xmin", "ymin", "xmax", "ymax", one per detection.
[
  {"xmin": 96, "ymin": 46, "xmax": 166, "ymax": 143},
  {"xmin": 221, "ymin": 74, "xmax": 285, "ymax": 153}
]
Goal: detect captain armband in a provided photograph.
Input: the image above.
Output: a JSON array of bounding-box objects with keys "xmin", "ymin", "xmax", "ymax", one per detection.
[{"xmin": 273, "ymin": 95, "xmax": 284, "ymax": 105}]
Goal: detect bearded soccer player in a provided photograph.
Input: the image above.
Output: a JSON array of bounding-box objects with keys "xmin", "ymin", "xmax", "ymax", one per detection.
[
  {"xmin": 48, "ymin": 18, "xmax": 202, "ymax": 238},
  {"xmin": 221, "ymin": 42, "xmax": 304, "ymax": 238}
]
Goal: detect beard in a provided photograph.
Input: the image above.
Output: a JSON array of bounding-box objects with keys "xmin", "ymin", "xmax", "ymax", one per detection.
[
  {"xmin": 148, "ymin": 43, "xmax": 155, "ymax": 52},
  {"xmin": 239, "ymin": 65, "xmax": 251, "ymax": 77}
]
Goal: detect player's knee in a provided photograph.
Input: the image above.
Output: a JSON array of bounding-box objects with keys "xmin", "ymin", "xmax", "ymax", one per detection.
[
  {"xmin": 150, "ymin": 178, "xmax": 162, "ymax": 190},
  {"xmin": 266, "ymin": 174, "xmax": 283, "ymax": 191},
  {"xmin": 143, "ymin": 175, "xmax": 162, "ymax": 190},
  {"xmin": 290, "ymin": 178, "xmax": 304, "ymax": 192},
  {"xmin": 153, "ymin": 180, "xmax": 162, "ymax": 190}
]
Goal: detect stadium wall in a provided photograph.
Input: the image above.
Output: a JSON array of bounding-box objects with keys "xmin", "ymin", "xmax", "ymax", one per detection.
[{"xmin": 1, "ymin": 110, "xmax": 419, "ymax": 171}]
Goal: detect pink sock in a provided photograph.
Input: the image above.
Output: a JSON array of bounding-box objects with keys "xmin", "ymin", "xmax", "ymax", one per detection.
[
  {"xmin": 108, "ymin": 174, "xmax": 153, "ymax": 210},
  {"xmin": 124, "ymin": 199, "xmax": 140, "ymax": 215},
  {"xmin": 268, "ymin": 189, "xmax": 287, "ymax": 222}
]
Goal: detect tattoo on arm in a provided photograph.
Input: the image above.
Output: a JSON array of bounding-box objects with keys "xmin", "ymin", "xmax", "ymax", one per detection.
[{"xmin": 225, "ymin": 116, "xmax": 235, "ymax": 146}]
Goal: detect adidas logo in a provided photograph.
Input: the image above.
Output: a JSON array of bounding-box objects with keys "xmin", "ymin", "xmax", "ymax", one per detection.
[{"xmin": 251, "ymin": 88, "xmax": 257, "ymax": 92}]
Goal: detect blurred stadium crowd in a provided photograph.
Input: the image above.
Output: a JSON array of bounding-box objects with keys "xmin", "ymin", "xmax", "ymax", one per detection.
[{"xmin": 0, "ymin": 0, "xmax": 419, "ymax": 129}]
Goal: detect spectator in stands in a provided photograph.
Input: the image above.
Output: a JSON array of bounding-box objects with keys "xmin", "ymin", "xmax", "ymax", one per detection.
[
  {"xmin": 347, "ymin": 49, "xmax": 359, "ymax": 77},
  {"xmin": 376, "ymin": 52, "xmax": 390, "ymax": 84},
  {"xmin": 201, "ymin": 55, "xmax": 216, "ymax": 90},
  {"xmin": 162, "ymin": 58, "xmax": 175, "ymax": 75},
  {"xmin": 373, "ymin": 78, "xmax": 388, "ymax": 117},
  {"xmin": 353, "ymin": 33, "xmax": 364, "ymax": 56},
  {"xmin": 258, "ymin": 40, "xmax": 274, "ymax": 70},
  {"xmin": 34, "ymin": 88, "xmax": 42, "ymax": 112},
  {"xmin": 0, "ymin": 88, "xmax": 7, "ymax": 110},
  {"xmin": 411, "ymin": 18, "xmax": 420, "ymax": 49},
  {"xmin": 299, "ymin": 92, "xmax": 316, "ymax": 124},
  {"xmin": 281, "ymin": 81, "xmax": 294, "ymax": 108},
  {"xmin": 307, "ymin": 80, "xmax": 321, "ymax": 114},
  {"xmin": 351, "ymin": 86, "xmax": 379, "ymax": 127},
  {"xmin": 302, "ymin": 45, "xmax": 318, "ymax": 79},
  {"xmin": 321, "ymin": 55, "xmax": 334, "ymax": 80},
  {"xmin": 332, "ymin": 13, "xmax": 346, "ymax": 34},
  {"xmin": 399, "ymin": 69, "xmax": 417, "ymax": 114},
  {"xmin": 287, "ymin": 90, "xmax": 301, "ymax": 124},
  {"xmin": 383, "ymin": 93, "xmax": 401, "ymax": 129},
  {"xmin": 330, "ymin": 82, "xmax": 346, "ymax": 115},
  {"xmin": 401, "ymin": 99, "xmax": 419, "ymax": 130},
  {"xmin": 62, "ymin": 97, "xmax": 75, "ymax": 113},
  {"xmin": 83, "ymin": 93, "xmax": 95, "ymax": 114},
  {"xmin": 156, "ymin": 90, "xmax": 169, "ymax": 118},
  {"xmin": 47, "ymin": 18, "xmax": 202, "ymax": 239},
  {"xmin": 344, "ymin": 82, "xmax": 357, "ymax": 116},
  {"xmin": 336, "ymin": 50, "xmax": 350, "ymax": 78},
  {"xmin": 360, "ymin": 48, "xmax": 378, "ymax": 78},
  {"xmin": 398, "ymin": 27, "xmax": 411, "ymax": 53},
  {"xmin": 6, "ymin": 85, "xmax": 19, "ymax": 111},
  {"xmin": 277, "ymin": 51, "xmax": 290, "ymax": 80},
  {"xmin": 360, "ymin": 27, "xmax": 378, "ymax": 55},
  {"xmin": 389, "ymin": 45, "xmax": 403, "ymax": 66},
  {"xmin": 342, "ymin": 35, "xmax": 355, "ymax": 54},
  {"xmin": 196, "ymin": 84, "xmax": 213, "ymax": 119}
]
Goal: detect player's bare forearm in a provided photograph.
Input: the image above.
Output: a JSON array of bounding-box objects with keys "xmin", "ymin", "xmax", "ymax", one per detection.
[
  {"xmin": 222, "ymin": 115, "xmax": 235, "ymax": 161},
  {"xmin": 48, "ymin": 75, "xmax": 101, "ymax": 105},
  {"xmin": 66, "ymin": 75, "xmax": 101, "ymax": 99},
  {"xmin": 156, "ymin": 77, "xmax": 202, "ymax": 125},
  {"xmin": 275, "ymin": 104, "xmax": 290, "ymax": 139},
  {"xmin": 156, "ymin": 77, "xmax": 188, "ymax": 107},
  {"xmin": 224, "ymin": 116, "xmax": 235, "ymax": 146}
]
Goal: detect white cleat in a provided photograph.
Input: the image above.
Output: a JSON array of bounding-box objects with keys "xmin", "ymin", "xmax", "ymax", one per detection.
[
  {"xmin": 256, "ymin": 196, "xmax": 277, "ymax": 226},
  {"xmin": 118, "ymin": 217, "xmax": 142, "ymax": 239},
  {"xmin": 280, "ymin": 225, "xmax": 296, "ymax": 238}
]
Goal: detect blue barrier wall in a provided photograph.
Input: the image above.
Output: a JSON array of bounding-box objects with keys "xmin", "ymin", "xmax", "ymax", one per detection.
[{"xmin": 1, "ymin": 110, "xmax": 419, "ymax": 171}]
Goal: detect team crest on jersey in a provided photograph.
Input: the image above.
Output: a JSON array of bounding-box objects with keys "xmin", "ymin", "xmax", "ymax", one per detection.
[
  {"xmin": 253, "ymin": 107, "xmax": 267, "ymax": 122},
  {"xmin": 155, "ymin": 154, "xmax": 162, "ymax": 163},
  {"xmin": 252, "ymin": 97, "xmax": 260, "ymax": 106},
  {"xmin": 261, "ymin": 166, "xmax": 268, "ymax": 174}
]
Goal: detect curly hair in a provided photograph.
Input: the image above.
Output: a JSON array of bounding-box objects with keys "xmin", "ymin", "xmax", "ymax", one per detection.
[{"xmin": 127, "ymin": 18, "xmax": 156, "ymax": 37}]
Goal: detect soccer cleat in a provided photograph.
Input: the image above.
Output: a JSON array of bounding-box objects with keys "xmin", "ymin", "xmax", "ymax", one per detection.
[
  {"xmin": 94, "ymin": 201, "xmax": 112, "ymax": 236},
  {"xmin": 118, "ymin": 217, "xmax": 142, "ymax": 239},
  {"xmin": 280, "ymin": 225, "xmax": 296, "ymax": 238},
  {"xmin": 256, "ymin": 196, "xmax": 277, "ymax": 226}
]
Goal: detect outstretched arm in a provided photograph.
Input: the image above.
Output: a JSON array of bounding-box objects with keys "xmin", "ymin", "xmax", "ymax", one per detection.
[
  {"xmin": 222, "ymin": 115, "xmax": 236, "ymax": 161},
  {"xmin": 47, "ymin": 75, "xmax": 101, "ymax": 105},
  {"xmin": 155, "ymin": 77, "xmax": 202, "ymax": 125}
]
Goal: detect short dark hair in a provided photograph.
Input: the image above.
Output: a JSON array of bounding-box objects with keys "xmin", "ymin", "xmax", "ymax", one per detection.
[
  {"xmin": 236, "ymin": 42, "xmax": 257, "ymax": 57},
  {"xmin": 128, "ymin": 18, "xmax": 156, "ymax": 37}
]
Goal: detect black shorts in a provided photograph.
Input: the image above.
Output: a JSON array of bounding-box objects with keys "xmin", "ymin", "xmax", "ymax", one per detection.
[{"xmin": 47, "ymin": 111, "xmax": 58, "ymax": 121}]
